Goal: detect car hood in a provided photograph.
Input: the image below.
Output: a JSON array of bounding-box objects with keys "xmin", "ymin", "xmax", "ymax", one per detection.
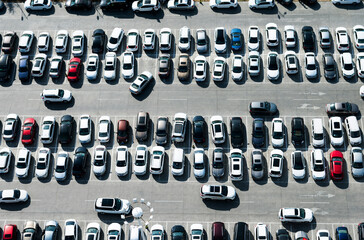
[
  {"xmin": 352, "ymin": 167, "xmax": 364, "ymax": 177},
  {"xmin": 87, "ymin": 70, "xmax": 98, "ymax": 79},
  {"xmin": 252, "ymin": 169, "xmax": 264, "ymax": 179},
  {"xmin": 155, "ymin": 135, "xmax": 167, "ymax": 144},
  {"xmin": 312, "ymin": 170, "xmax": 325, "ymax": 180},
  {"xmin": 325, "ymin": 69, "xmax": 336, "ymax": 78},
  {"xmin": 134, "ymin": 165, "xmax": 146, "ymax": 174},
  {"xmin": 93, "ymin": 165, "xmax": 105, "ymax": 174},
  {"xmin": 136, "ymin": 131, "xmax": 147, "ymax": 139},
  {"xmin": 194, "ymin": 168, "xmax": 205, "ymax": 178},
  {"xmin": 292, "ymin": 169, "xmax": 305, "ymax": 179},
  {"xmin": 212, "ymin": 168, "xmax": 224, "ymax": 177},
  {"xmin": 268, "ymin": 69, "xmax": 279, "ymax": 79}
]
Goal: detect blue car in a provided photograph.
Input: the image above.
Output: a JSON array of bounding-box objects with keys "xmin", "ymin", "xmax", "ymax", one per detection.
[
  {"xmin": 336, "ymin": 227, "xmax": 349, "ymax": 240},
  {"xmin": 18, "ymin": 55, "xmax": 30, "ymax": 81},
  {"xmin": 231, "ymin": 28, "xmax": 242, "ymax": 51}
]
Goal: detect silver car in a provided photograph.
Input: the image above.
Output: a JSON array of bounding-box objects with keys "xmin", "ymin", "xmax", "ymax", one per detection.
[
  {"xmin": 351, "ymin": 147, "xmax": 364, "ymax": 178},
  {"xmin": 196, "ymin": 29, "xmax": 208, "ymax": 53},
  {"xmin": 212, "ymin": 148, "xmax": 224, "ymax": 178},
  {"xmin": 43, "ymin": 221, "xmax": 59, "ymax": 240},
  {"xmin": 251, "ymin": 149, "xmax": 264, "ymax": 180}
]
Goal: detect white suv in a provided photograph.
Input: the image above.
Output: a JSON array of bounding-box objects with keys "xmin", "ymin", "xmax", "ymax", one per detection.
[
  {"xmin": 41, "ymin": 116, "xmax": 55, "ymax": 144},
  {"xmin": 329, "ymin": 117, "xmax": 344, "ymax": 147},
  {"xmin": 40, "ymin": 89, "xmax": 72, "ymax": 103},
  {"xmin": 211, "ymin": 115, "xmax": 225, "ymax": 144},
  {"xmin": 200, "ymin": 185, "xmax": 236, "ymax": 200},
  {"xmin": 278, "ymin": 208, "xmax": 314, "ymax": 222},
  {"xmin": 172, "ymin": 113, "xmax": 187, "ymax": 143},
  {"xmin": 269, "ymin": 149, "xmax": 283, "ymax": 178},
  {"xmin": 64, "ymin": 219, "xmax": 78, "ymax": 240}
]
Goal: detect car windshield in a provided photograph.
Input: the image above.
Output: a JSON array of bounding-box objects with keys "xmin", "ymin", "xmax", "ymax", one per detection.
[
  {"xmin": 105, "ymin": 64, "xmax": 115, "ymax": 71},
  {"xmin": 37, "ymin": 161, "xmax": 46, "ymax": 170},
  {"xmin": 221, "ymin": 186, "xmax": 228, "ymax": 196},
  {"xmin": 332, "ymin": 130, "xmax": 342, "ymax": 138},
  {"xmin": 178, "ymin": 65, "xmax": 188, "ymax": 72},
  {"xmin": 117, "ymin": 160, "xmax": 126, "ymax": 167},
  {"xmin": 135, "ymin": 159, "xmax": 145, "ymax": 166},
  {"xmin": 344, "ymin": 63, "xmax": 353, "ymax": 70},
  {"xmin": 173, "ymin": 162, "xmax": 182, "ymax": 169},
  {"xmin": 252, "ymin": 162, "xmax": 262, "ymax": 171},
  {"xmin": 354, "ymin": 161, "xmax": 363, "ymax": 168},
  {"xmin": 194, "ymin": 163, "xmax": 204, "ymax": 169},
  {"xmin": 294, "ymin": 158, "xmax": 304, "ymax": 170},
  {"xmin": 250, "ymin": 36, "xmax": 258, "ymax": 43},
  {"xmin": 299, "ymin": 208, "xmax": 306, "ymax": 218},
  {"xmin": 87, "ymin": 63, "xmax": 96, "ymax": 71},
  {"xmin": 192, "ymin": 230, "xmax": 202, "ymax": 235},
  {"xmin": 55, "ymin": 165, "xmax": 65, "ymax": 172},
  {"xmin": 109, "ymin": 37, "xmax": 118, "ymax": 44},
  {"xmin": 351, "ymin": 131, "xmax": 361, "ymax": 138},
  {"xmin": 269, "ymin": 57, "xmax": 278, "ymax": 70},
  {"xmin": 293, "ymin": 130, "xmax": 302, "ymax": 137},
  {"xmin": 79, "ymin": 128, "xmax": 89, "ymax": 135},
  {"xmin": 124, "ymin": 63, "xmax": 132, "ymax": 70},
  {"xmin": 180, "ymin": 37, "xmax": 189, "ymax": 44},
  {"xmin": 273, "ymin": 131, "xmax": 283, "ymax": 139},
  {"xmin": 197, "ymin": 38, "xmax": 206, "ymax": 45},
  {"xmin": 45, "ymin": 225, "xmax": 57, "ymax": 231},
  {"xmin": 314, "ymin": 163, "xmax": 324, "ymax": 171},
  {"xmin": 94, "ymin": 159, "xmax": 104, "ymax": 166},
  {"xmin": 118, "ymin": 130, "xmax": 127, "ymax": 137},
  {"xmin": 314, "ymin": 133, "xmax": 324, "ymax": 140},
  {"xmin": 307, "ymin": 63, "xmax": 316, "ymax": 70},
  {"xmin": 17, "ymin": 160, "xmax": 27, "ymax": 168},
  {"xmin": 233, "ymin": 66, "xmax": 242, "ymax": 73},
  {"xmin": 213, "ymin": 161, "xmax": 224, "ymax": 169}
]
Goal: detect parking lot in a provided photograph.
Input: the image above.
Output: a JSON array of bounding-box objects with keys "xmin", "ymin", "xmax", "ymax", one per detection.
[{"xmin": 0, "ymin": 2, "xmax": 364, "ymax": 239}]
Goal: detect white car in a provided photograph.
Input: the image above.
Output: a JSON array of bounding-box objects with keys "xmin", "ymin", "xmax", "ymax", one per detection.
[
  {"xmin": 190, "ymin": 224, "xmax": 203, "ymax": 240},
  {"xmin": 35, "ymin": 147, "xmax": 51, "ymax": 179},
  {"xmin": 284, "ymin": 25, "xmax": 296, "ymax": 48},
  {"xmin": 41, "ymin": 89, "xmax": 72, "ymax": 103},
  {"xmin": 271, "ymin": 118, "xmax": 284, "ymax": 148},
  {"xmin": 194, "ymin": 55, "xmax": 207, "ymax": 82},
  {"xmin": 232, "ymin": 55, "xmax": 243, "ymax": 81},
  {"xmin": 32, "ymin": 53, "xmax": 47, "ymax": 77},
  {"xmin": 25, "ymin": 0, "xmax": 52, "ymax": 10},
  {"xmin": 229, "ymin": 149, "xmax": 243, "ymax": 181},
  {"xmin": 151, "ymin": 225, "xmax": 164, "ymax": 240},
  {"xmin": 316, "ymin": 230, "xmax": 330, "ymax": 240},
  {"xmin": 210, "ymin": 0, "xmax": 238, "ymax": 8},
  {"xmin": 159, "ymin": 28, "xmax": 172, "ymax": 51},
  {"xmin": 284, "ymin": 51, "xmax": 298, "ymax": 75},
  {"xmin": 278, "ymin": 208, "xmax": 314, "ymax": 222},
  {"xmin": 329, "ymin": 117, "xmax": 344, "ymax": 147},
  {"xmin": 86, "ymin": 54, "xmax": 99, "ymax": 80},
  {"xmin": 305, "ymin": 52, "xmax": 318, "ymax": 79},
  {"xmin": 335, "ymin": 27, "xmax": 350, "ymax": 51},
  {"xmin": 341, "ymin": 52, "xmax": 355, "ymax": 78},
  {"xmin": 178, "ymin": 26, "xmax": 191, "ymax": 52},
  {"xmin": 72, "ymin": 30, "xmax": 85, "ymax": 56},
  {"xmin": 64, "ymin": 220, "xmax": 78, "ymax": 240},
  {"xmin": 132, "ymin": 0, "xmax": 160, "ymax": 12},
  {"xmin": 194, "ymin": 148, "xmax": 205, "ymax": 178},
  {"xmin": 311, "ymin": 149, "xmax": 326, "ymax": 180},
  {"xmin": 267, "ymin": 52, "xmax": 279, "ymax": 80},
  {"xmin": 269, "ymin": 149, "xmax": 283, "ymax": 178},
  {"xmin": 248, "ymin": 26, "xmax": 260, "ymax": 51},
  {"xmin": 79, "ymin": 115, "xmax": 92, "ymax": 144},
  {"xmin": 122, "ymin": 51, "xmax": 135, "ymax": 79},
  {"xmin": 129, "ymin": 71, "xmax": 153, "ymax": 95},
  {"xmin": 41, "ymin": 116, "xmax": 55, "ymax": 144},
  {"xmin": 266, "ymin": 23, "xmax": 279, "ymax": 46},
  {"xmin": 249, "ymin": 0, "xmax": 275, "ymax": 9},
  {"xmin": 356, "ymin": 53, "xmax": 364, "ymax": 78},
  {"xmin": 291, "ymin": 151, "xmax": 306, "ymax": 179},
  {"xmin": 55, "ymin": 30, "xmax": 69, "ymax": 53},
  {"xmin": 200, "ymin": 185, "xmax": 236, "ymax": 200},
  {"xmin": 104, "ymin": 52, "xmax": 117, "ymax": 81},
  {"xmin": 38, "ymin": 32, "xmax": 50, "ymax": 52},
  {"xmin": 0, "ymin": 189, "xmax": 28, "ymax": 203},
  {"xmin": 172, "ymin": 113, "xmax": 187, "ymax": 143},
  {"xmin": 107, "ymin": 223, "xmax": 122, "ymax": 240},
  {"xmin": 0, "ymin": 148, "xmax": 12, "ymax": 174},
  {"xmin": 212, "ymin": 57, "xmax": 226, "ymax": 81},
  {"xmin": 127, "ymin": 29, "xmax": 139, "ymax": 52},
  {"xmin": 98, "ymin": 116, "xmax": 111, "ymax": 143},
  {"xmin": 248, "ymin": 51, "xmax": 261, "ymax": 76},
  {"xmin": 93, "ymin": 145, "xmax": 107, "ymax": 176},
  {"xmin": 332, "ymin": 0, "xmax": 360, "ymax": 5},
  {"xmin": 107, "ymin": 28, "xmax": 124, "ymax": 52},
  {"xmin": 211, "ymin": 115, "xmax": 225, "ymax": 144},
  {"xmin": 255, "ymin": 223, "xmax": 268, "ymax": 240},
  {"xmin": 150, "ymin": 146, "xmax": 165, "ymax": 175},
  {"xmin": 49, "ymin": 56, "xmax": 63, "ymax": 78},
  {"xmin": 55, "ymin": 151, "xmax": 69, "ymax": 181},
  {"xmin": 214, "ymin": 27, "xmax": 227, "ymax": 53},
  {"xmin": 86, "ymin": 223, "xmax": 100, "ymax": 240},
  {"xmin": 19, "ymin": 31, "xmax": 34, "ymax": 53},
  {"xmin": 353, "ymin": 25, "xmax": 364, "ymax": 49},
  {"xmin": 143, "ymin": 29, "xmax": 156, "ymax": 50},
  {"xmin": 3, "ymin": 114, "xmax": 19, "ymax": 141},
  {"xmin": 95, "ymin": 198, "xmax": 131, "ymax": 214},
  {"xmin": 134, "ymin": 145, "xmax": 148, "ymax": 175},
  {"xmin": 345, "ymin": 116, "xmax": 362, "ymax": 146},
  {"xmin": 351, "ymin": 147, "xmax": 364, "ymax": 178},
  {"xmin": 15, "ymin": 148, "xmax": 31, "ymax": 178},
  {"xmin": 171, "ymin": 148, "xmax": 184, "ymax": 176},
  {"xmin": 167, "ymin": 0, "xmax": 195, "ymax": 9},
  {"xmin": 115, "ymin": 146, "xmax": 129, "ymax": 177}
]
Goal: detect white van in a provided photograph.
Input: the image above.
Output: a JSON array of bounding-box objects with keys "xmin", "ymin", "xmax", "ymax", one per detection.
[
  {"xmin": 345, "ymin": 116, "xmax": 362, "ymax": 146},
  {"xmin": 311, "ymin": 118, "xmax": 325, "ymax": 147},
  {"xmin": 171, "ymin": 148, "xmax": 184, "ymax": 176}
]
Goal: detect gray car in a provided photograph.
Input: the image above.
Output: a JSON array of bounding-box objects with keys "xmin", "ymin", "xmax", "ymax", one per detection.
[
  {"xmin": 136, "ymin": 111, "xmax": 150, "ymax": 142},
  {"xmin": 212, "ymin": 148, "xmax": 224, "ymax": 177},
  {"xmin": 43, "ymin": 221, "xmax": 59, "ymax": 240},
  {"xmin": 252, "ymin": 118, "xmax": 265, "ymax": 148},
  {"xmin": 196, "ymin": 29, "xmax": 208, "ymax": 53},
  {"xmin": 155, "ymin": 116, "xmax": 169, "ymax": 145},
  {"xmin": 251, "ymin": 149, "xmax": 264, "ymax": 180},
  {"xmin": 323, "ymin": 53, "xmax": 337, "ymax": 79}
]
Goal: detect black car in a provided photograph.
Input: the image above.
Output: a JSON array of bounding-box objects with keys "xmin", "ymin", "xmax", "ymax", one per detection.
[
  {"xmin": 18, "ymin": 55, "xmax": 31, "ymax": 81},
  {"xmin": 252, "ymin": 118, "xmax": 265, "ymax": 148},
  {"xmin": 193, "ymin": 116, "xmax": 205, "ymax": 144},
  {"xmin": 323, "ymin": 53, "xmax": 337, "ymax": 80},
  {"xmin": 72, "ymin": 147, "xmax": 88, "ymax": 177},
  {"xmin": 65, "ymin": 0, "xmax": 92, "ymax": 10},
  {"xmin": 291, "ymin": 117, "xmax": 305, "ymax": 146},
  {"xmin": 249, "ymin": 101, "xmax": 278, "ymax": 115},
  {"xmin": 59, "ymin": 115, "xmax": 74, "ymax": 144},
  {"xmin": 230, "ymin": 117, "xmax": 244, "ymax": 148},
  {"xmin": 171, "ymin": 225, "xmax": 187, "ymax": 240},
  {"xmin": 92, "ymin": 29, "xmax": 106, "ymax": 54},
  {"xmin": 2, "ymin": 31, "xmax": 17, "ymax": 53},
  {"xmin": 302, "ymin": 26, "xmax": 315, "ymax": 52},
  {"xmin": 276, "ymin": 229, "xmax": 290, "ymax": 240},
  {"xmin": 301, "ymin": 0, "xmax": 317, "ymax": 4},
  {"xmin": 100, "ymin": 0, "xmax": 131, "ymax": 10},
  {"xmin": 234, "ymin": 222, "xmax": 248, "ymax": 240},
  {"xmin": 277, "ymin": 0, "xmax": 292, "ymax": 5},
  {"xmin": 0, "ymin": 54, "xmax": 12, "ymax": 81},
  {"xmin": 358, "ymin": 223, "xmax": 364, "ymax": 240}
]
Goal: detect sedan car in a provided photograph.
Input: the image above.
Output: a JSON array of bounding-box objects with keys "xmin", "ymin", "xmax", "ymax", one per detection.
[
  {"xmin": 269, "ymin": 149, "xmax": 284, "ymax": 178},
  {"xmin": 129, "ymin": 71, "xmax": 153, "ymax": 95},
  {"xmin": 49, "ymin": 56, "xmax": 64, "ymax": 79},
  {"xmin": 278, "ymin": 208, "xmax": 313, "ymax": 222},
  {"xmin": 210, "ymin": 0, "xmax": 238, "ymax": 8},
  {"xmin": 22, "ymin": 221, "xmax": 38, "ymax": 240},
  {"xmin": 150, "ymin": 146, "xmax": 165, "ymax": 175},
  {"xmin": 336, "ymin": 227, "xmax": 349, "ymax": 240},
  {"xmin": 302, "ymin": 26, "xmax": 315, "ymax": 51},
  {"xmin": 121, "ymin": 51, "xmax": 135, "ymax": 79},
  {"xmin": 284, "ymin": 25, "xmax": 296, "ymax": 48},
  {"xmin": 249, "ymin": 0, "xmax": 275, "ymax": 9},
  {"xmin": 271, "ymin": 118, "xmax": 284, "ymax": 148},
  {"xmin": 178, "ymin": 26, "xmax": 191, "ymax": 52},
  {"xmin": 284, "ymin": 51, "xmax": 298, "ymax": 75},
  {"xmin": 86, "ymin": 54, "xmax": 99, "ymax": 80},
  {"xmin": 177, "ymin": 54, "xmax": 191, "ymax": 81},
  {"xmin": 311, "ymin": 149, "xmax": 326, "ymax": 180},
  {"xmin": 132, "ymin": 0, "xmax": 160, "ymax": 12},
  {"xmin": 103, "ymin": 52, "xmax": 117, "ymax": 81},
  {"xmin": 230, "ymin": 117, "xmax": 244, "ymax": 148},
  {"xmin": 19, "ymin": 31, "xmax": 34, "ymax": 53},
  {"xmin": 2, "ymin": 31, "xmax": 17, "ymax": 53},
  {"xmin": 194, "ymin": 55, "xmax": 207, "ymax": 82},
  {"xmin": 55, "ymin": 30, "xmax": 69, "ymax": 53},
  {"xmin": 64, "ymin": 220, "xmax": 78, "ymax": 240},
  {"xmin": 357, "ymin": 53, "xmax": 364, "ymax": 79},
  {"xmin": 143, "ymin": 29, "xmax": 155, "ymax": 50},
  {"xmin": 353, "ymin": 25, "xmax": 364, "ymax": 49},
  {"xmin": 193, "ymin": 116, "xmax": 206, "ymax": 144},
  {"xmin": 326, "ymin": 102, "xmax": 359, "ymax": 116},
  {"xmin": 18, "ymin": 56, "xmax": 31, "ymax": 81},
  {"xmin": 72, "ymin": 147, "xmax": 88, "ymax": 177},
  {"xmin": 54, "ymin": 151, "xmax": 69, "ymax": 181},
  {"xmin": 107, "ymin": 223, "xmax": 122, "ymax": 240},
  {"xmin": 0, "ymin": 189, "xmax": 28, "ymax": 203},
  {"xmin": 351, "ymin": 147, "xmax": 364, "ymax": 178},
  {"xmin": 249, "ymin": 101, "xmax": 277, "ymax": 115},
  {"xmin": 171, "ymin": 226, "xmax": 187, "ymax": 240},
  {"xmin": 3, "ymin": 224, "xmax": 17, "ymax": 240},
  {"xmin": 167, "ymin": 0, "xmax": 195, "ymax": 9},
  {"xmin": 98, "ymin": 116, "xmax": 111, "ymax": 143},
  {"xmin": 107, "ymin": 28, "xmax": 124, "ymax": 52},
  {"xmin": 43, "ymin": 221, "xmax": 59, "ymax": 240},
  {"xmin": 196, "ymin": 29, "xmax": 208, "ymax": 53},
  {"xmin": 117, "ymin": 120, "xmax": 129, "ymax": 144},
  {"xmin": 95, "ymin": 198, "xmax": 131, "ymax": 215},
  {"xmin": 16, "ymin": 150, "xmax": 31, "ymax": 179},
  {"xmin": 72, "ymin": 30, "xmax": 85, "ymax": 56},
  {"xmin": 79, "ymin": 115, "xmax": 92, "ymax": 144},
  {"xmin": 3, "ymin": 114, "xmax": 19, "ymax": 141},
  {"xmin": 126, "ymin": 29, "xmax": 139, "ymax": 52},
  {"xmin": 230, "ymin": 28, "xmax": 242, "ymax": 51},
  {"xmin": 38, "ymin": 32, "xmax": 50, "ymax": 52},
  {"xmin": 305, "ymin": 52, "xmax": 318, "ymax": 79},
  {"xmin": 340, "ymin": 52, "xmax": 355, "ymax": 78},
  {"xmin": 158, "ymin": 54, "xmax": 171, "ymax": 78},
  {"xmin": 0, "ymin": 148, "xmax": 11, "ymax": 174},
  {"xmin": 115, "ymin": 146, "xmax": 129, "ymax": 176},
  {"xmin": 92, "ymin": 29, "xmax": 106, "ymax": 53},
  {"xmin": 25, "ymin": 0, "xmax": 52, "ymax": 11},
  {"xmin": 251, "ymin": 149, "xmax": 264, "ymax": 180},
  {"xmin": 194, "ymin": 148, "xmax": 205, "ymax": 178},
  {"xmin": 319, "ymin": 27, "xmax": 332, "ymax": 48},
  {"xmin": 323, "ymin": 53, "xmax": 337, "ymax": 79},
  {"xmin": 252, "ymin": 118, "xmax": 265, "ymax": 148},
  {"xmin": 211, "ymin": 115, "xmax": 226, "ymax": 144},
  {"xmin": 93, "ymin": 145, "xmax": 107, "ymax": 176},
  {"xmin": 65, "ymin": 0, "xmax": 92, "ymax": 10},
  {"xmin": 230, "ymin": 149, "xmax": 243, "ymax": 181},
  {"xmin": 248, "ymin": 26, "xmax": 260, "ymax": 51},
  {"xmin": 330, "ymin": 150, "xmax": 344, "ymax": 180},
  {"xmin": 335, "ymin": 27, "xmax": 350, "ymax": 51},
  {"xmin": 172, "ymin": 113, "xmax": 187, "ymax": 143},
  {"xmin": 155, "ymin": 116, "xmax": 169, "ymax": 145},
  {"xmin": 212, "ymin": 148, "xmax": 224, "ymax": 178},
  {"xmin": 248, "ymin": 51, "xmax": 261, "ymax": 76},
  {"xmin": 267, "ymin": 52, "xmax": 280, "ymax": 81},
  {"xmin": 212, "ymin": 57, "xmax": 226, "ymax": 81},
  {"xmin": 21, "ymin": 118, "xmax": 36, "ymax": 145},
  {"xmin": 266, "ymin": 23, "xmax": 279, "ymax": 47},
  {"xmin": 232, "ymin": 55, "xmax": 244, "ymax": 81},
  {"xmin": 134, "ymin": 145, "xmax": 148, "ymax": 175},
  {"xmin": 59, "ymin": 115, "xmax": 74, "ymax": 144},
  {"xmin": 329, "ymin": 117, "xmax": 344, "ymax": 147},
  {"xmin": 85, "ymin": 223, "xmax": 100, "ymax": 240},
  {"xmin": 35, "ymin": 147, "xmax": 51, "ymax": 179},
  {"xmin": 214, "ymin": 27, "xmax": 227, "ymax": 53}
]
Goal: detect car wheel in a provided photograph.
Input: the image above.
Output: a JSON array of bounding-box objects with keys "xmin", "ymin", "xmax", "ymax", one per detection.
[
  {"xmin": 268, "ymin": 5, "xmax": 273, "ymax": 9},
  {"xmin": 333, "ymin": 2, "xmax": 339, "ymax": 5}
]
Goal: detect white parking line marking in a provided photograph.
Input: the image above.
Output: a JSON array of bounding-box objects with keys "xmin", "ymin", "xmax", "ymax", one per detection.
[
  {"xmin": 299, "ymin": 201, "xmax": 330, "ymax": 204},
  {"xmin": 154, "ymin": 200, "xmax": 183, "ymax": 203}
]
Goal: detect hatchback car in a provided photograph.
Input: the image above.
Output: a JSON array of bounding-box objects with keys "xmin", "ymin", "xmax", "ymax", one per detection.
[
  {"xmin": 340, "ymin": 52, "xmax": 355, "ymax": 78},
  {"xmin": 212, "ymin": 57, "xmax": 226, "ymax": 81},
  {"xmin": 2, "ymin": 31, "xmax": 17, "ymax": 53},
  {"xmin": 79, "ymin": 115, "xmax": 92, "ymax": 144},
  {"xmin": 129, "ymin": 71, "xmax": 153, "ymax": 95},
  {"xmin": 171, "ymin": 226, "xmax": 187, "ymax": 240},
  {"xmin": 38, "ymin": 32, "xmax": 50, "ymax": 52},
  {"xmin": 323, "ymin": 53, "xmax": 337, "ymax": 79},
  {"xmin": 55, "ymin": 152, "xmax": 69, "ymax": 181},
  {"xmin": 330, "ymin": 150, "xmax": 344, "ymax": 180},
  {"xmin": 21, "ymin": 118, "xmax": 36, "ymax": 145},
  {"xmin": 196, "ymin": 29, "xmax": 208, "ymax": 53},
  {"xmin": 302, "ymin": 26, "xmax": 315, "ymax": 51},
  {"xmin": 64, "ymin": 220, "xmax": 78, "ymax": 240},
  {"xmin": 135, "ymin": 111, "xmax": 150, "ymax": 141},
  {"xmin": 305, "ymin": 52, "xmax": 318, "ymax": 79},
  {"xmin": 211, "ymin": 115, "xmax": 226, "ymax": 144},
  {"xmin": 3, "ymin": 225, "xmax": 17, "ymax": 240},
  {"xmin": 0, "ymin": 148, "xmax": 12, "ymax": 174},
  {"xmin": 291, "ymin": 117, "xmax": 305, "ymax": 146},
  {"xmin": 49, "ymin": 56, "xmax": 64, "ymax": 79},
  {"xmin": 269, "ymin": 149, "xmax": 284, "ymax": 177},
  {"xmin": 72, "ymin": 147, "xmax": 88, "ymax": 177},
  {"xmin": 117, "ymin": 120, "xmax": 129, "ymax": 144},
  {"xmin": 252, "ymin": 118, "xmax": 265, "ymax": 148},
  {"xmin": 107, "ymin": 28, "xmax": 124, "ymax": 52},
  {"xmin": 43, "ymin": 221, "xmax": 59, "ymax": 240},
  {"xmin": 351, "ymin": 147, "xmax": 364, "ymax": 178},
  {"xmin": 22, "ymin": 221, "xmax": 38, "ymax": 240},
  {"xmin": 336, "ymin": 27, "xmax": 350, "ymax": 51},
  {"xmin": 271, "ymin": 118, "xmax": 284, "ymax": 148},
  {"xmin": 3, "ymin": 114, "xmax": 19, "ymax": 141},
  {"xmin": 32, "ymin": 54, "xmax": 47, "ymax": 78},
  {"xmin": 230, "ymin": 117, "xmax": 244, "ymax": 148},
  {"xmin": 251, "ymin": 149, "xmax": 264, "ymax": 180},
  {"xmin": 143, "ymin": 29, "xmax": 155, "ymax": 50},
  {"xmin": 214, "ymin": 27, "xmax": 227, "ymax": 53},
  {"xmin": 104, "ymin": 52, "xmax": 117, "ymax": 81},
  {"xmin": 85, "ymin": 223, "xmax": 100, "ymax": 240},
  {"xmin": 284, "ymin": 51, "xmax": 298, "ymax": 75},
  {"xmin": 319, "ymin": 27, "xmax": 332, "ymax": 48},
  {"xmin": 59, "ymin": 115, "xmax": 74, "ymax": 144},
  {"xmin": 122, "ymin": 51, "xmax": 135, "ymax": 79},
  {"xmin": 172, "ymin": 113, "xmax": 187, "ymax": 143},
  {"xmin": 311, "ymin": 149, "xmax": 326, "ymax": 180},
  {"xmin": 291, "ymin": 151, "xmax": 306, "ymax": 179},
  {"xmin": 255, "ymin": 223, "xmax": 268, "ymax": 240},
  {"xmin": 284, "ymin": 25, "xmax": 296, "ymax": 48},
  {"xmin": 232, "ymin": 55, "xmax": 244, "ymax": 81}
]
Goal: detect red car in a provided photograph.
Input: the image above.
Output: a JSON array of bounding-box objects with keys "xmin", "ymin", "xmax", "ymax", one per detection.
[
  {"xmin": 67, "ymin": 57, "xmax": 81, "ymax": 82},
  {"xmin": 21, "ymin": 118, "xmax": 36, "ymax": 145},
  {"xmin": 3, "ymin": 224, "xmax": 17, "ymax": 240},
  {"xmin": 330, "ymin": 150, "xmax": 344, "ymax": 180},
  {"xmin": 117, "ymin": 120, "xmax": 129, "ymax": 144}
]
